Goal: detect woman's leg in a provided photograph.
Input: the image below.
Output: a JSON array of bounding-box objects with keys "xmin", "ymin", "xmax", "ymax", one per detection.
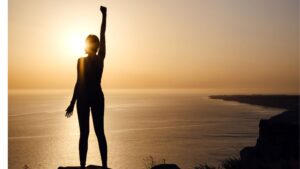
[
  {"xmin": 91, "ymin": 97, "xmax": 107, "ymax": 168},
  {"xmin": 77, "ymin": 102, "xmax": 90, "ymax": 168}
]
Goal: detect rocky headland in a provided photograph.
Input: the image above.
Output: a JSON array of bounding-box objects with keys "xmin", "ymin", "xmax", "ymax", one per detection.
[
  {"xmin": 151, "ymin": 95, "xmax": 299, "ymax": 169},
  {"xmin": 209, "ymin": 95, "xmax": 299, "ymax": 169}
]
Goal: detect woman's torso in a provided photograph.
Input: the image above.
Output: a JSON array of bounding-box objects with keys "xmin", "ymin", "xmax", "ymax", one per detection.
[{"xmin": 77, "ymin": 56, "xmax": 104, "ymax": 101}]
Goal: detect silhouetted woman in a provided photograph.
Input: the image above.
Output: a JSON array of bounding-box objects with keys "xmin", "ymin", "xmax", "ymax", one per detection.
[{"xmin": 65, "ymin": 6, "xmax": 108, "ymax": 169}]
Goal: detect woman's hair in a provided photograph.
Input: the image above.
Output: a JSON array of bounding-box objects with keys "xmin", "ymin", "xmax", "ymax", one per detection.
[{"xmin": 85, "ymin": 34, "xmax": 100, "ymax": 54}]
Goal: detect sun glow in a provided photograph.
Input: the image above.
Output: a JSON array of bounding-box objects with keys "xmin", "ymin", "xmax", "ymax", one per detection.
[{"xmin": 66, "ymin": 33, "xmax": 87, "ymax": 57}]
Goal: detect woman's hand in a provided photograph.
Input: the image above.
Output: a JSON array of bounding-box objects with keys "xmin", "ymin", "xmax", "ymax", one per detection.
[
  {"xmin": 65, "ymin": 103, "xmax": 74, "ymax": 118},
  {"xmin": 100, "ymin": 6, "xmax": 107, "ymax": 14}
]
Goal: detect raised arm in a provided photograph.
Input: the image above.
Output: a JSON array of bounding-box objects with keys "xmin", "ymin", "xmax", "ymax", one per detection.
[{"xmin": 98, "ymin": 6, "xmax": 107, "ymax": 59}]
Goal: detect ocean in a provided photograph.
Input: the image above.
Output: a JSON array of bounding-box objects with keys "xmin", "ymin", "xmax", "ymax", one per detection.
[{"xmin": 8, "ymin": 89, "xmax": 283, "ymax": 169}]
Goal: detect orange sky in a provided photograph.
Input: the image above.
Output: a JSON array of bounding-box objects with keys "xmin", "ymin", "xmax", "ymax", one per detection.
[{"xmin": 9, "ymin": 0, "xmax": 299, "ymax": 93}]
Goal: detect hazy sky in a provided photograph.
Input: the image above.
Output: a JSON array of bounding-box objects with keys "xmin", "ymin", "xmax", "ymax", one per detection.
[{"xmin": 9, "ymin": 0, "xmax": 299, "ymax": 93}]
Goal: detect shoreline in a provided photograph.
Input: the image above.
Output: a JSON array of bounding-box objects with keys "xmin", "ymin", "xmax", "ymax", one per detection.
[{"xmin": 209, "ymin": 94, "xmax": 299, "ymax": 110}]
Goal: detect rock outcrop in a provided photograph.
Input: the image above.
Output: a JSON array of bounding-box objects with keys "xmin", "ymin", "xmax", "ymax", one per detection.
[
  {"xmin": 151, "ymin": 164, "xmax": 181, "ymax": 169},
  {"xmin": 58, "ymin": 165, "xmax": 109, "ymax": 169},
  {"xmin": 211, "ymin": 95, "xmax": 299, "ymax": 169},
  {"xmin": 240, "ymin": 110, "xmax": 299, "ymax": 169}
]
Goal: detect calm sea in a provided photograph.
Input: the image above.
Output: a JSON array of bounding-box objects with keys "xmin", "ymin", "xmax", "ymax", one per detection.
[{"xmin": 8, "ymin": 89, "xmax": 283, "ymax": 169}]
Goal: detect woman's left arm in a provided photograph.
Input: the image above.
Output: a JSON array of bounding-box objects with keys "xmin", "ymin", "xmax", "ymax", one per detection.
[{"xmin": 65, "ymin": 59, "xmax": 80, "ymax": 118}]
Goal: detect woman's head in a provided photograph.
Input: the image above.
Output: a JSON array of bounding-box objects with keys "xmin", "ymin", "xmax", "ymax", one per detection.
[{"xmin": 85, "ymin": 34, "xmax": 100, "ymax": 55}]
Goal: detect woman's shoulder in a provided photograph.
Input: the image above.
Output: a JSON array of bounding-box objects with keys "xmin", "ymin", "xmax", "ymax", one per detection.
[
  {"xmin": 77, "ymin": 56, "xmax": 87, "ymax": 62},
  {"xmin": 76, "ymin": 57, "xmax": 87, "ymax": 67}
]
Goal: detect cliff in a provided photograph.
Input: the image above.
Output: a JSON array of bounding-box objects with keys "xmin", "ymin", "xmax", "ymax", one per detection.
[{"xmin": 211, "ymin": 95, "xmax": 299, "ymax": 169}]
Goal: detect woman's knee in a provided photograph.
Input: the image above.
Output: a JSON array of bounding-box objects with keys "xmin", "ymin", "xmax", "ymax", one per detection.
[
  {"xmin": 95, "ymin": 129, "xmax": 105, "ymax": 139},
  {"xmin": 80, "ymin": 130, "xmax": 90, "ymax": 140}
]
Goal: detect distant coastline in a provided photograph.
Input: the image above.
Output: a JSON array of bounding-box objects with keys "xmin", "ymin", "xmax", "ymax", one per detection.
[{"xmin": 209, "ymin": 94, "xmax": 299, "ymax": 110}]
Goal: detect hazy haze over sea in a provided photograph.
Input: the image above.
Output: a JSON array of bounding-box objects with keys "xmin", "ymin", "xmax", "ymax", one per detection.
[{"xmin": 9, "ymin": 89, "xmax": 284, "ymax": 169}]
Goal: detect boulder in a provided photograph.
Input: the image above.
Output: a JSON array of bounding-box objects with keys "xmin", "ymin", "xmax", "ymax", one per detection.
[
  {"xmin": 151, "ymin": 164, "xmax": 180, "ymax": 169},
  {"xmin": 58, "ymin": 165, "xmax": 109, "ymax": 169}
]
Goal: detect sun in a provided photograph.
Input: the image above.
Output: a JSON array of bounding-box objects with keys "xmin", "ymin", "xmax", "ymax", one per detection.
[{"xmin": 67, "ymin": 33, "xmax": 87, "ymax": 57}]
